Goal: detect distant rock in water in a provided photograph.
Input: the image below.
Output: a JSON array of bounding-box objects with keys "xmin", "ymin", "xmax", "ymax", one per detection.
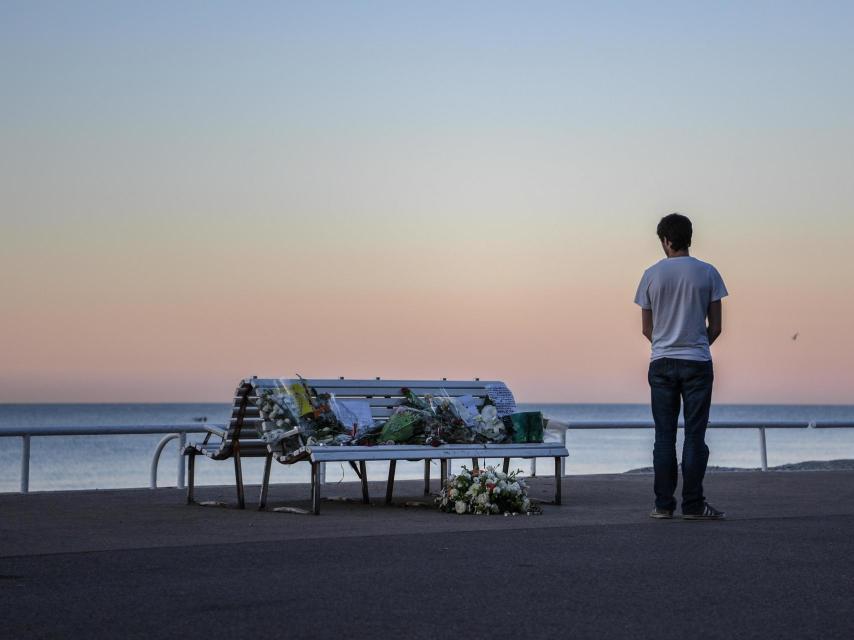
[{"xmin": 624, "ymin": 459, "xmax": 854, "ymax": 474}]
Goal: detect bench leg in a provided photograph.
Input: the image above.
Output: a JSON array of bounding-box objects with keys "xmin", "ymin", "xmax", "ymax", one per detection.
[
  {"xmin": 385, "ymin": 460, "xmax": 397, "ymax": 504},
  {"xmin": 234, "ymin": 451, "xmax": 245, "ymax": 510},
  {"xmin": 502, "ymin": 457, "xmax": 510, "ymax": 474},
  {"xmin": 439, "ymin": 459, "xmax": 447, "ymax": 490},
  {"xmin": 259, "ymin": 453, "xmax": 272, "ymax": 510},
  {"xmin": 471, "ymin": 457, "xmax": 479, "ymax": 471},
  {"xmin": 423, "ymin": 460, "xmax": 430, "ymax": 495},
  {"xmin": 186, "ymin": 453, "xmax": 196, "ymax": 505},
  {"xmin": 311, "ymin": 462, "xmax": 321, "ymax": 515},
  {"xmin": 360, "ymin": 461, "xmax": 370, "ymax": 504},
  {"xmin": 554, "ymin": 457, "xmax": 562, "ymax": 505}
]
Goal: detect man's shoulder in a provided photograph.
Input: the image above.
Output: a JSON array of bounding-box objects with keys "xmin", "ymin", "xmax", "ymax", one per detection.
[
  {"xmin": 691, "ymin": 257, "xmax": 723, "ymax": 276},
  {"xmin": 668, "ymin": 256, "xmax": 721, "ymax": 274},
  {"xmin": 642, "ymin": 259, "xmax": 667, "ymax": 275}
]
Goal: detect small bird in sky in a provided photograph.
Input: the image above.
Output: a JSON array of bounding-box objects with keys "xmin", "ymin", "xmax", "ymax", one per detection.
[{"xmin": 791, "ymin": 332, "xmax": 799, "ymax": 341}]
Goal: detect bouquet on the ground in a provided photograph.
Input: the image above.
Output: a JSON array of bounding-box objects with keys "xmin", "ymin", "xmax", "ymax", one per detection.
[{"xmin": 436, "ymin": 466, "xmax": 537, "ymax": 515}]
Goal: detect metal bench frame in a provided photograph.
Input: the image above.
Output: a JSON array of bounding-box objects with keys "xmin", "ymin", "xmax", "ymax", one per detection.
[
  {"xmin": 184, "ymin": 377, "xmax": 569, "ymax": 513},
  {"xmin": 183, "ymin": 384, "xmax": 270, "ymax": 509}
]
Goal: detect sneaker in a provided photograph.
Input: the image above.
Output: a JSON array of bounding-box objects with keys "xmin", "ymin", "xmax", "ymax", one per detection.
[
  {"xmin": 682, "ymin": 503, "xmax": 726, "ymax": 520},
  {"xmin": 649, "ymin": 507, "xmax": 674, "ymax": 519}
]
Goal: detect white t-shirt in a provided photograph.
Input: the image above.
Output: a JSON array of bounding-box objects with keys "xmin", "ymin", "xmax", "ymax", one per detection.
[{"xmin": 634, "ymin": 256, "xmax": 728, "ymax": 361}]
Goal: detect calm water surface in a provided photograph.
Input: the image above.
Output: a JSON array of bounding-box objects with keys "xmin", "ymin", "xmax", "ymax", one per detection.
[{"xmin": 2, "ymin": 403, "xmax": 853, "ymax": 492}]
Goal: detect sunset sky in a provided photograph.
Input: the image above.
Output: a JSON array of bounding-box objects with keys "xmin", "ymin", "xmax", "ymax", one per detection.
[{"xmin": 2, "ymin": 2, "xmax": 853, "ymax": 403}]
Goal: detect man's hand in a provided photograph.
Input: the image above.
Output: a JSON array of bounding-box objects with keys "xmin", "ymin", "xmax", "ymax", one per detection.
[
  {"xmin": 707, "ymin": 300, "xmax": 722, "ymax": 345},
  {"xmin": 641, "ymin": 308, "xmax": 653, "ymax": 343}
]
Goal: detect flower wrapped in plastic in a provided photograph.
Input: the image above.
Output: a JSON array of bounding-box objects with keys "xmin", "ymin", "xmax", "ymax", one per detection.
[
  {"xmin": 436, "ymin": 466, "xmax": 539, "ymax": 515},
  {"xmin": 378, "ymin": 406, "xmax": 429, "ymax": 444},
  {"xmin": 406, "ymin": 388, "xmax": 480, "ymax": 445},
  {"xmin": 254, "ymin": 380, "xmax": 354, "ymax": 454},
  {"xmin": 300, "ymin": 392, "xmax": 353, "ymax": 446},
  {"xmin": 254, "ymin": 386, "xmax": 302, "ymax": 453},
  {"xmin": 471, "ymin": 404, "xmax": 510, "ymax": 443}
]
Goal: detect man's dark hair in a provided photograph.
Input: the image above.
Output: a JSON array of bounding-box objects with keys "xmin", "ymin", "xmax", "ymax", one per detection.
[{"xmin": 656, "ymin": 213, "xmax": 692, "ymax": 251}]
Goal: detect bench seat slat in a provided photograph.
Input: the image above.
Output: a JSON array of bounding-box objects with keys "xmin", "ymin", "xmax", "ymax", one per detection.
[{"xmin": 277, "ymin": 443, "xmax": 567, "ymax": 464}]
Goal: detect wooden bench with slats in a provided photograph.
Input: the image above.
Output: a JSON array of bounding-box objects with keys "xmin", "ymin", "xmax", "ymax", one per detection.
[{"xmin": 183, "ymin": 377, "xmax": 568, "ymax": 514}]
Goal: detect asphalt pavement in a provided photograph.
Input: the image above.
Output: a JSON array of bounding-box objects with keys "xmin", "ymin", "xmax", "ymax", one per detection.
[{"xmin": 2, "ymin": 471, "xmax": 853, "ymax": 639}]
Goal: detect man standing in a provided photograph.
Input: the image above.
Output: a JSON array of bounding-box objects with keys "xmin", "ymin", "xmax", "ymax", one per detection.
[{"xmin": 635, "ymin": 213, "xmax": 728, "ymax": 520}]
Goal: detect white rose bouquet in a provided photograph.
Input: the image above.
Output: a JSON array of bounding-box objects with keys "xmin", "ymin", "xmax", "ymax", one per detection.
[{"xmin": 436, "ymin": 466, "xmax": 537, "ymax": 515}]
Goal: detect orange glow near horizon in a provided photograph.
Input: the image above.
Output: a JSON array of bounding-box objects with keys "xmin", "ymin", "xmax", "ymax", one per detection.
[{"xmin": 3, "ymin": 213, "xmax": 853, "ymax": 403}]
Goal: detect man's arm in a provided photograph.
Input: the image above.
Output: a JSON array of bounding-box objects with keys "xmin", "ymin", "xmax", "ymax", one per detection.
[
  {"xmin": 641, "ymin": 308, "xmax": 653, "ymax": 343},
  {"xmin": 707, "ymin": 300, "xmax": 722, "ymax": 345}
]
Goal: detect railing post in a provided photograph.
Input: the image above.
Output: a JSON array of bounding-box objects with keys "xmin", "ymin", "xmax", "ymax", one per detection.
[
  {"xmin": 177, "ymin": 432, "xmax": 186, "ymax": 489},
  {"xmin": 21, "ymin": 434, "xmax": 31, "ymax": 493},
  {"xmin": 560, "ymin": 428, "xmax": 567, "ymax": 478},
  {"xmin": 530, "ymin": 458, "xmax": 537, "ymax": 477},
  {"xmin": 758, "ymin": 427, "xmax": 768, "ymax": 471},
  {"xmin": 150, "ymin": 433, "xmax": 179, "ymax": 489}
]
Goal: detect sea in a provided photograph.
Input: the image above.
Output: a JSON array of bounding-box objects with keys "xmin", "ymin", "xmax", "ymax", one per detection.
[{"xmin": 2, "ymin": 403, "xmax": 854, "ymax": 493}]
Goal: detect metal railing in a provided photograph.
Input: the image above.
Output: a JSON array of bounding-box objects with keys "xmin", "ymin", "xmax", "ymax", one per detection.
[
  {"xmin": 0, "ymin": 424, "xmax": 210, "ymax": 493},
  {"xmin": 537, "ymin": 420, "xmax": 854, "ymax": 474},
  {"xmin": 2, "ymin": 420, "xmax": 852, "ymax": 494}
]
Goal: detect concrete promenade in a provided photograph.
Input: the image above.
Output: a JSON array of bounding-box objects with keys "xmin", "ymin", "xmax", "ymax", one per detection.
[{"xmin": 2, "ymin": 471, "xmax": 853, "ymax": 639}]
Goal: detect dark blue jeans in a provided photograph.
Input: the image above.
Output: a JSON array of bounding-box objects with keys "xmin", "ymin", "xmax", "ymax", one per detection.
[{"xmin": 648, "ymin": 357, "xmax": 714, "ymax": 514}]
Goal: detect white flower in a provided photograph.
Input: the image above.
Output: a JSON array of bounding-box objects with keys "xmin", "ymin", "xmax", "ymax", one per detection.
[
  {"xmin": 449, "ymin": 488, "xmax": 458, "ymax": 498},
  {"xmin": 454, "ymin": 501, "xmax": 467, "ymax": 514}
]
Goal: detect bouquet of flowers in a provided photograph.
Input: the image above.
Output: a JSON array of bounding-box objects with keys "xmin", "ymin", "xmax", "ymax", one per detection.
[
  {"xmin": 255, "ymin": 386, "xmax": 302, "ymax": 452},
  {"xmin": 254, "ymin": 378, "xmax": 353, "ymax": 453},
  {"xmin": 378, "ymin": 406, "xmax": 429, "ymax": 444},
  {"xmin": 352, "ymin": 388, "xmax": 433, "ymax": 445},
  {"xmin": 300, "ymin": 392, "xmax": 353, "ymax": 446},
  {"xmin": 471, "ymin": 404, "xmax": 510, "ymax": 443},
  {"xmin": 426, "ymin": 393, "xmax": 474, "ymax": 444},
  {"xmin": 436, "ymin": 466, "xmax": 537, "ymax": 515}
]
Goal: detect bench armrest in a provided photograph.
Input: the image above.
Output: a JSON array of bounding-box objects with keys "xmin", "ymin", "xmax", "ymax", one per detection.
[
  {"xmin": 203, "ymin": 424, "xmax": 228, "ymax": 439},
  {"xmin": 543, "ymin": 418, "xmax": 569, "ymax": 444}
]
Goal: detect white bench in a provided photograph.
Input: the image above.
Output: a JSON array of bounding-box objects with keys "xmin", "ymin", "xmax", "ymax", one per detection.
[
  {"xmin": 182, "ymin": 384, "xmax": 271, "ymax": 509},
  {"xmin": 185, "ymin": 377, "xmax": 569, "ymax": 514}
]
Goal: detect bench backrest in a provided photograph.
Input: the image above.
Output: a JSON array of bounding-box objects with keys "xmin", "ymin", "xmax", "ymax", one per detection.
[{"xmin": 222, "ymin": 377, "xmax": 518, "ymax": 449}]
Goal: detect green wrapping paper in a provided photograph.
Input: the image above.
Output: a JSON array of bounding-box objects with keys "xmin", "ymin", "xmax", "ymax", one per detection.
[
  {"xmin": 379, "ymin": 409, "xmax": 423, "ymax": 443},
  {"xmin": 504, "ymin": 411, "xmax": 545, "ymax": 443}
]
